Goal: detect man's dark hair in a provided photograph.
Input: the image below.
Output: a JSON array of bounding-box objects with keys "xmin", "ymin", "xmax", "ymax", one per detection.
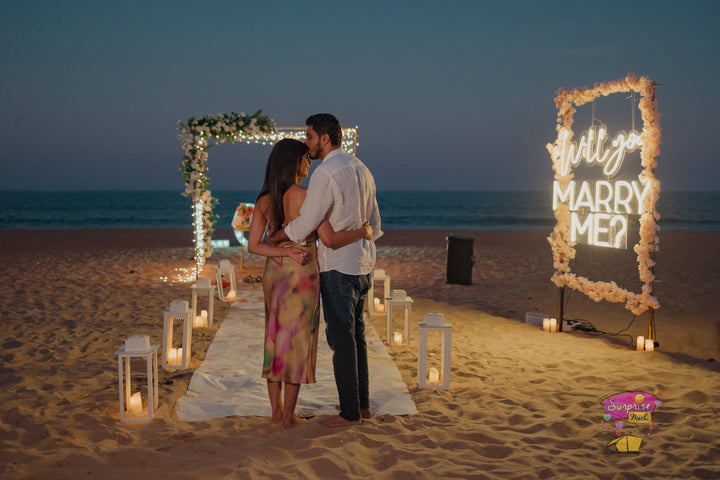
[{"xmin": 306, "ymin": 113, "xmax": 342, "ymax": 147}]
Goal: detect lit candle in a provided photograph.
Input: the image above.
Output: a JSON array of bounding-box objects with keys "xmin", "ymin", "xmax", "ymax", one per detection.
[
  {"xmin": 167, "ymin": 347, "xmax": 177, "ymax": 364},
  {"xmin": 227, "ymin": 290, "xmax": 236, "ymax": 299},
  {"xmin": 129, "ymin": 392, "xmax": 142, "ymax": 414},
  {"xmin": 644, "ymin": 339, "xmax": 654, "ymax": 352},
  {"xmin": 177, "ymin": 347, "xmax": 183, "ymax": 363},
  {"xmin": 428, "ymin": 368, "xmax": 440, "ymax": 384},
  {"xmin": 543, "ymin": 318, "xmax": 550, "ymax": 332},
  {"xmin": 636, "ymin": 336, "xmax": 645, "ymax": 351},
  {"xmin": 194, "ymin": 313, "xmax": 207, "ymax": 328},
  {"xmin": 201, "ymin": 309, "xmax": 208, "ymax": 319},
  {"xmin": 373, "ymin": 298, "xmax": 381, "ymax": 312},
  {"xmin": 393, "ymin": 331, "xmax": 402, "ymax": 345},
  {"xmin": 549, "ymin": 318, "xmax": 557, "ymax": 333},
  {"xmin": 376, "ymin": 302, "xmax": 385, "ymax": 313}
]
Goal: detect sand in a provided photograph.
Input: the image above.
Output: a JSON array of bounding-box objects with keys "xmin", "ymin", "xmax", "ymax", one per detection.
[{"xmin": 0, "ymin": 228, "xmax": 718, "ymax": 479}]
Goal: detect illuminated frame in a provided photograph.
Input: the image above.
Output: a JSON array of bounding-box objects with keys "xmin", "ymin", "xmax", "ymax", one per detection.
[
  {"xmin": 178, "ymin": 112, "xmax": 359, "ymax": 279},
  {"xmin": 546, "ymin": 73, "xmax": 661, "ymax": 315}
]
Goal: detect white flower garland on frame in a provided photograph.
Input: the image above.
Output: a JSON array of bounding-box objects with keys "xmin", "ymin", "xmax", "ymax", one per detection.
[
  {"xmin": 546, "ymin": 72, "xmax": 661, "ymax": 315},
  {"xmin": 178, "ymin": 110, "xmax": 276, "ymax": 276}
]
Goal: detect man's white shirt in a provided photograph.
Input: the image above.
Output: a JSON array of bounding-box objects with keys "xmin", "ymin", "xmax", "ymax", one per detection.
[{"xmin": 284, "ymin": 148, "xmax": 382, "ymax": 275}]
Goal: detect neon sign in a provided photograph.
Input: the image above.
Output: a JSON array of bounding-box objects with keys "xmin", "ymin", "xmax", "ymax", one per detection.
[
  {"xmin": 546, "ymin": 72, "xmax": 661, "ymax": 317},
  {"xmin": 558, "ymin": 127, "xmax": 642, "ymax": 177},
  {"xmin": 553, "ymin": 126, "xmax": 646, "ymax": 249}
]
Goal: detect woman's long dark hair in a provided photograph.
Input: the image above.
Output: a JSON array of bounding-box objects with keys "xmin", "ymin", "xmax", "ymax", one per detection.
[{"xmin": 257, "ymin": 138, "xmax": 309, "ymax": 234}]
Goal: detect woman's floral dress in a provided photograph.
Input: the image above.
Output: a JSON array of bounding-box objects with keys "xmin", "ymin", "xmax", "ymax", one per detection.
[{"xmin": 261, "ymin": 239, "xmax": 319, "ymax": 384}]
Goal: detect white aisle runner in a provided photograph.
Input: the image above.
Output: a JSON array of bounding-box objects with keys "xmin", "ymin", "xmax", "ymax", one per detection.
[{"xmin": 176, "ymin": 285, "xmax": 418, "ymax": 421}]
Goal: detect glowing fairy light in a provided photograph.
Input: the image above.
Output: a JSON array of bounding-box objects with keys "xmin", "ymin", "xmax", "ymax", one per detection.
[
  {"xmin": 193, "ymin": 199, "xmax": 205, "ymax": 277},
  {"xmin": 160, "ymin": 267, "xmax": 195, "ymax": 283}
]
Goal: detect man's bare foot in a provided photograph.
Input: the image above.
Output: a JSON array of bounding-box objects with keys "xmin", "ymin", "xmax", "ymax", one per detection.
[
  {"xmin": 323, "ymin": 414, "xmax": 362, "ymax": 428},
  {"xmin": 335, "ymin": 404, "xmax": 371, "ymax": 419}
]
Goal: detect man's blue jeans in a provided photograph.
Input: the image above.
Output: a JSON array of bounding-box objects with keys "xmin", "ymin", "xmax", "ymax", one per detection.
[{"xmin": 320, "ymin": 270, "xmax": 370, "ymax": 421}]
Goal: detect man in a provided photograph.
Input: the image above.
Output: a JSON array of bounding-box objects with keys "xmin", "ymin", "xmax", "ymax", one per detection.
[{"xmin": 270, "ymin": 113, "xmax": 382, "ymax": 427}]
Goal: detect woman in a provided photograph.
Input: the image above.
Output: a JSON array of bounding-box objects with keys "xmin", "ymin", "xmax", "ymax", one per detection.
[{"xmin": 247, "ymin": 138, "xmax": 371, "ymax": 429}]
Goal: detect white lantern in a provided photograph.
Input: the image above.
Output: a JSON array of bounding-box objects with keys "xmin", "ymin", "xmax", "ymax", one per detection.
[
  {"xmin": 191, "ymin": 280, "xmax": 216, "ymax": 329},
  {"xmin": 417, "ymin": 322, "xmax": 452, "ymax": 391},
  {"xmin": 369, "ymin": 269, "xmax": 390, "ymax": 316},
  {"xmin": 116, "ymin": 343, "xmax": 160, "ymax": 422},
  {"xmin": 385, "ymin": 290, "xmax": 413, "ymax": 345},
  {"xmin": 163, "ymin": 301, "xmax": 192, "ymax": 369},
  {"xmin": 215, "ymin": 260, "xmax": 237, "ymax": 302}
]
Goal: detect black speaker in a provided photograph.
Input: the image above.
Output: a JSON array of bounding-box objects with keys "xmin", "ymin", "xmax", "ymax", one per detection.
[{"xmin": 446, "ymin": 235, "xmax": 473, "ymax": 285}]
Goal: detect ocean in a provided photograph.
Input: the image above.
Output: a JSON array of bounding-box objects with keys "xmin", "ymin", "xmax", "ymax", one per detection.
[{"xmin": 0, "ymin": 190, "xmax": 718, "ymax": 231}]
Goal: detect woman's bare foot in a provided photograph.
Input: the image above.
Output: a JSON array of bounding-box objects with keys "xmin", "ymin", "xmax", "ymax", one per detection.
[
  {"xmin": 271, "ymin": 410, "xmax": 283, "ymax": 424},
  {"xmin": 280, "ymin": 414, "xmax": 306, "ymax": 430}
]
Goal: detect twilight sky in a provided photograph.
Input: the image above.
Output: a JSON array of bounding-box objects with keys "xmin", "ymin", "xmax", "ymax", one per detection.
[{"xmin": 1, "ymin": 0, "xmax": 718, "ymax": 192}]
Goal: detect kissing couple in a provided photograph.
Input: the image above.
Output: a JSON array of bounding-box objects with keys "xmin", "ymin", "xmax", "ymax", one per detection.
[{"xmin": 247, "ymin": 113, "xmax": 382, "ymax": 429}]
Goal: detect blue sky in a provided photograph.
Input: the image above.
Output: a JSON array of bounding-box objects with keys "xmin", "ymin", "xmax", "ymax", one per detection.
[{"xmin": 1, "ymin": 0, "xmax": 718, "ymax": 191}]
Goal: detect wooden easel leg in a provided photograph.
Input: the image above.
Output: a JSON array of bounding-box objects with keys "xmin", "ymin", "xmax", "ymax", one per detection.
[
  {"xmin": 556, "ymin": 286, "xmax": 565, "ymax": 332},
  {"xmin": 647, "ymin": 307, "xmax": 656, "ymax": 346}
]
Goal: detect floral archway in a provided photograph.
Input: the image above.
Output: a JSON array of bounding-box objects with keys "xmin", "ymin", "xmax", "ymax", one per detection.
[{"xmin": 178, "ymin": 110, "xmax": 359, "ymax": 277}]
